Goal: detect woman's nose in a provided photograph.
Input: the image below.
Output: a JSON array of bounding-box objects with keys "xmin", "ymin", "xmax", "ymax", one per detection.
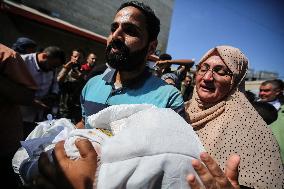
[{"xmin": 203, "ymin": 69, "xmax": 214, "ymax": 81}]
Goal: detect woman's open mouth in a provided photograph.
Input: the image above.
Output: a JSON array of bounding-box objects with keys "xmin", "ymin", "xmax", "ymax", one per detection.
[{"xmin": 200, "ymin": 84, "xmax": 215, "ymax": 92}]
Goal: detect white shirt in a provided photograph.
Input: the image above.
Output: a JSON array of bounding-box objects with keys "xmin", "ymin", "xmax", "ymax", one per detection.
[
  {"xmin": 20, "ymin": 53, "xmax": 59, "ymax": 122},
  {"xmin": 20, "ymin": 53, "xmax": 59, "ymax": 97},
  {"xmin": 268, "ymin": 99, "xmax": 281, "ymax": 111}
]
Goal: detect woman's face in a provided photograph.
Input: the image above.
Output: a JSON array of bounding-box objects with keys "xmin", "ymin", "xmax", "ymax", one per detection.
[{"xmin": 195, "ymin": 55, "xmax": 232, "ymax": 103}]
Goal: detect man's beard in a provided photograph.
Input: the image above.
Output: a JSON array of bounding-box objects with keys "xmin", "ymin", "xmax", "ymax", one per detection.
[{"xmin": 105, "ymin": 39, "xmax": 148, "ymax": 71}]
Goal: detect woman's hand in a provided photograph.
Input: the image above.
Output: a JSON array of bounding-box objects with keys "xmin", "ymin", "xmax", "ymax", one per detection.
[{"xmin": 187, "ymin": 152, "xmax": 240, "ymax": 189}]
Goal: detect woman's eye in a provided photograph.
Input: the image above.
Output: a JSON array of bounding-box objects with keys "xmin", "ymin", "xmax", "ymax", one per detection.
[
  {"xmin": 214, "ymin": 67, "xmax": 227, "ymax": 75},
  {"xmin": 200, "ymin": 66, "xmax": 208, "ymax": 72}
]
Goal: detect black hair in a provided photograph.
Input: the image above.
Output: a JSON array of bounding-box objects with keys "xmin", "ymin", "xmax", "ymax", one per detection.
[
  {"xmin": 43, "ymin": 46, "xmax": 66, "ymax": 64},
  {"xmin": 72, "ymin": 48, "xmax": 85, "ymax": 58},
  {"xmin": 261, "ymin": 80, "xmax": 283, "ymax": 90},
  {"xmin": 159, "ymin": 53, "xmax": 172, "ymax": 61},
  {"xmin": 252, "ymin": 101, "xmax": 278, "ymax": 125},
  {"xmin": 117, "ymin": 1, "xmax": 160, "ymax": 42},
  {"xmin": 272, "ymin": 79, "xmax": 284, "ymax": 90}
]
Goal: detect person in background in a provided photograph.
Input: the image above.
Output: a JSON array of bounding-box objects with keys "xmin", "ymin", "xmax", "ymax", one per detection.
[
  {"xmin": 12, "ymin": 37, "xmax": 37, "ymax": 55},
  {"xmin": 272, "ymin": 79, "xmax": 284, "ymax": 105},
  {"xmin": 155, "ymin": 55, "xmax": 194, "ymax": 89},
  {"xmin": 181, "ymin": 75, "xmax": 194, "ymax": 101},
  {"xmin": 257, "ymin": 80, "xmax": 284, "ymax": 165},
  {"xmin": 0, "ymin": 44, "xmax": 37, "ymax": 188},
  {"xmin": 251, "ymin": 101, "xmax": 278, "ymax": 125},
  {"xmin": 259, "ymin": 79, "xmax": 282, "ymax": 110},
  {"xmin": 20, "ymin": 46, "xmax": 65, "ymax": 137},
  {"xmin": 185, "ymin": 45, "xmax": 283, "ymax": 188},
  {"xmin": 267, "ymin": 79, "xmax": 284, "ymax": 165},
  {"xmin": 57, "ymin": 49, "xmax": 84, "ymax": 123},
  {"xmin": 80, "ymin": 52, "xmax": 97, "ymax": 75},
  {"xmin": 156, "ymin": 53, "xmax": 172, "ymax": 76},
  {"xmin": 244, "ymin": 90, "xmax": 256, "ymax": 103},
  {"xmin": 85, "ymin": 62, "xmax": 108, "ymax": 81},
  {"xmin": 80, "ymin": 52, "xmax": 107, "ymax": 83},
  {"xmin": 245, "ymin": 90, "xmax": 278, "ymax": 125},
  {"xmin": 160, "ymin": 72, "xmax": 178, "ymax": 87},
  {"xmin": 270, "ymin": 101, "xmax": 284, "ymax": 165}
]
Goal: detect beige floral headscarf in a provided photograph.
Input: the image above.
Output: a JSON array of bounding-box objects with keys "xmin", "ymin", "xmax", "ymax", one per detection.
[{"xmin": 186, "ymin": 45, "xmax": 284, "ymax": 188}]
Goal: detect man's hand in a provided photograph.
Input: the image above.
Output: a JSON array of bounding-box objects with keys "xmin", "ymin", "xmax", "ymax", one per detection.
[
  {"xmin": 63, "ymin": 61, "xmax": 74, "ymax": 69},
  {"xmin": 70, "ymin": 69, "xmax": 82, "ymax": 79},
  {"xmin": 75, "ymin": 120, "xmax": 85, "ymax": 129},
  {"xmin": 38, "ymin": 139, "xmax": 97, "ymax": 189},
  {"xmin": 187, "ymin": 152, "xmax": 240, "ymax": 189},
  {"xmin": 155, "ymin": 60, "xmax": 171, "ymax": 70}
]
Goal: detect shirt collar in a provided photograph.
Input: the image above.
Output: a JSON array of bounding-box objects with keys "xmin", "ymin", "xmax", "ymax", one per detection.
[
  {"xmin": 268, "ymin": 99, "xmax": 281, "ymax": 110},
  {"xmin": 102, "ymin": 65, "xmax": 151, "ymax": 88},
  {"xmin": 34, "ymin": 53, "xmax": 41, "ymax": 71},
  {"xmin": 102, "ymin": 67, "xmax": 116, "ymax": 84}
]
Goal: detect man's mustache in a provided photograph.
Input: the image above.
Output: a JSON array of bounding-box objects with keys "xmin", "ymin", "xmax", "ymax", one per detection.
[{"xmin": 107, "ymin": 39, "xmax": 129, "ymax": 52}]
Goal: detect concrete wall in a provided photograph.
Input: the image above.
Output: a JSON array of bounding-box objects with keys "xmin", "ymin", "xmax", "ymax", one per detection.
[{"xmin": 8, "ymin": 0, "xmax": 174, "ymax": 53}]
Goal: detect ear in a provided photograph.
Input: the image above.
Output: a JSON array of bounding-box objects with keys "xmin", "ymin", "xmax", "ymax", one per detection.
[
  {"xmin": 41, "ymin": 53, "xmax": 48, "ymax": 60},
  {"xmin": 147, "ymin": 40, "xmax": 158, "ymax": 57},
  {"xmin": 37, "ymin": 52, "xmax": 48, "ymax": 62}
]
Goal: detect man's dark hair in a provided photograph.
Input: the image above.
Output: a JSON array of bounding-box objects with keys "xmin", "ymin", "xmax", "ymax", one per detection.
[
  {"xmin": 159, "ymin": 53, "xmax": 172, "ymax": 61},
  {"xmin": 261, "ymin": 80, "xmax": 282, "ymax": 90},
  {"xmin": 272, "ymin": 79, "xmax": 284, "ymax": 104},
  {"xmin": 272, "ymin": 79, "xmax": 284, "ymax": 90},
  {"xmin": 43, "ymin": 46, "xmax": 66, "ymax": 64},
  {"xmin": 117, "ymin": 1, "xmax": 160, "ymax": 42},
  {"xmin": 252, "ymin": 101, "xmax": 278, "ymax": 125},
  {"xmin": 72, "ymin": 48, "xmax": 85, "ymax": 57}
]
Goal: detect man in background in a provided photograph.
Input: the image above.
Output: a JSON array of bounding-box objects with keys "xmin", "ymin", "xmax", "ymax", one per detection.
[
  {"xmin": 0, "ymin": 44, "xmax": 37, "ymax": 188},
  {"xmin": 57, "ymin": 49, "xmax": 84, "ymax": 123},
  {"xmin": 259, "ymin": 80, "xmax": 282, "ymax": 110},
  {"xmin": 21, "ymin": 46, "xmax": 65, "ymax": 137}
]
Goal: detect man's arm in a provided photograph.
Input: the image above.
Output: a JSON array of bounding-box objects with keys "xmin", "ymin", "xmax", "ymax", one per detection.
[
  {"xmin": 155, "ymin": 59, "xmax": 194, "ymax": 66},
  {"xmin": 0, "ymin": 45, "xmax": 37, "ymax": 104},
  {"xmin": 57, "ymin": 62, "xmax": 72, "ymax": 83},
  {"xmin": 0, "ymin": 73, "xmax": 35, "ymax": 105}
]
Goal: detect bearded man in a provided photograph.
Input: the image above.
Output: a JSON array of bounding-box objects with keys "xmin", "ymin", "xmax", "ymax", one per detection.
[{"xmin": 76, "ymin": 1, "xmax": 184, "ymax": 129}]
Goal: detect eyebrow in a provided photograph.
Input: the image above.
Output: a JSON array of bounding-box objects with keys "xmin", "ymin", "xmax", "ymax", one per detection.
[
  {"xmin": 201, "ymin": 63, "xmax": 228, "ymax": 69},
  {"xmin": 111, "ymin": 21, "xmax": 143, "ymax": 34}
]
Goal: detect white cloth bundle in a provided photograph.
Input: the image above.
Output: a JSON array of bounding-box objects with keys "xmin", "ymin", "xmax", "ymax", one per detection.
[
  {"xmin": 13, "ymin": 104, "xmax": 205, "ymax": 189},
  {"xmin": 94, "ymin": 104, "xmax": 205, "ymax": 189}
]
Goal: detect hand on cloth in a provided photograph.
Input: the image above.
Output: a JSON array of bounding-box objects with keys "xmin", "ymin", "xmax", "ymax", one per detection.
[
  {"xmin": 187, "ymin": 152, "xmax": 241, "ymax": 189},
  {"xmin": 36, "ymin": 139, "xmax": 97, "ymax": 189}
]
